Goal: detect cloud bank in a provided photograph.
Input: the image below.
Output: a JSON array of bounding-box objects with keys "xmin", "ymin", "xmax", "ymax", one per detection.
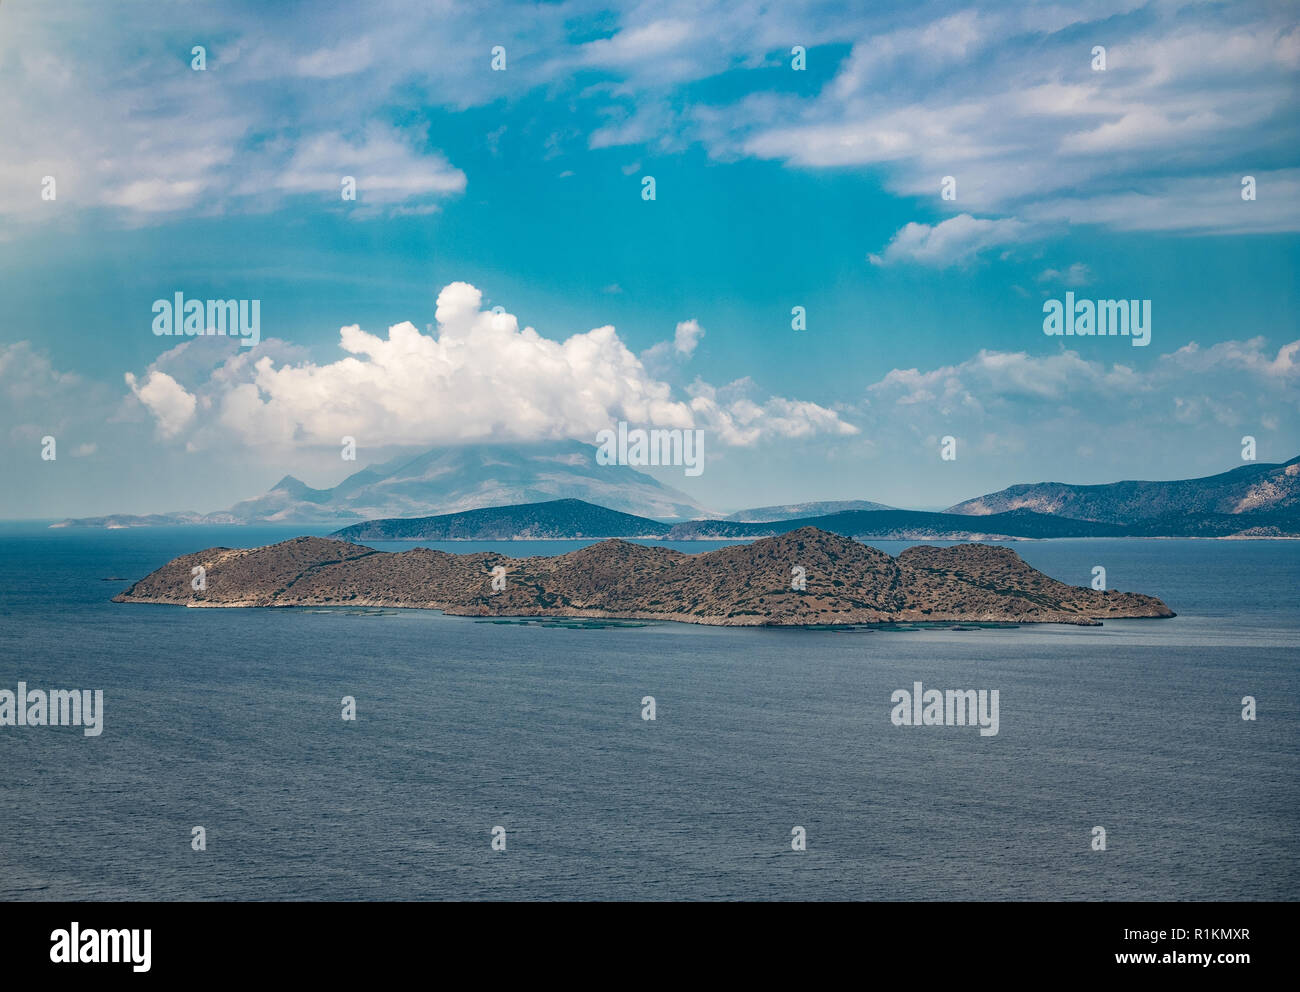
[{"xmin": 123, "ymin": 282, "xmax": 858, "ymax": 451}]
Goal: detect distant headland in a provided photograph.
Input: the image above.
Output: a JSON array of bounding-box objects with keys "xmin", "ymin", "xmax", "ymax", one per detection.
[{"xmin": 49, "ymin": 447, "xmax": 1300, "ymax": 539}]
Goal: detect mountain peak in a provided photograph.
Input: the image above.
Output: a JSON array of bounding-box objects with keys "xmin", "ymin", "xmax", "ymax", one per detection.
[
  {"xmin": 947, "ymin": 455, "xmax": 1300, "ymax": 522},
  {"xmin": 59, "ymin": 442, "xmax": 713, "ymax": 527}
]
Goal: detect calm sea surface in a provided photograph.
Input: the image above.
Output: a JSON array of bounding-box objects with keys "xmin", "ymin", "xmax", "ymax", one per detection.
[{"xmin": 0, "ymin": 523, "xmax": 1296, "ymax": 900}]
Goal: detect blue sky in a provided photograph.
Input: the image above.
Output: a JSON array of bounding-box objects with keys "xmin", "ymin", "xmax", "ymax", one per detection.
[{"xmin": 1, "ymin": 0, "xmax": 1298, "ymax": 517}]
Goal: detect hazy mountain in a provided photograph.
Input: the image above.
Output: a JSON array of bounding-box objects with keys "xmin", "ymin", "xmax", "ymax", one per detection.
[
  {"xmin": 52, "ymin": 441, "xmax": 712, "ymax": 527},
  {"xmin": 947, "ymin": 456, "xmax": 1300, "ymax": 522},
  {"xmin": 723, "ymin": 499, "xmax": 896, "ymax": 521},
  {"xmin": 113, "ymin": 528, "xmax": 1173, "ymax": 626},
  {"xmin": 56, "ymin": 453, "xmax": 1300, "ymax": 535}
]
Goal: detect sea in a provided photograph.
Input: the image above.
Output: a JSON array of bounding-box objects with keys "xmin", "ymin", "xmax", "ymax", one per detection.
[{"xmin": 0, "ymin": 523, "xmax": 1296, "ymax": 901}]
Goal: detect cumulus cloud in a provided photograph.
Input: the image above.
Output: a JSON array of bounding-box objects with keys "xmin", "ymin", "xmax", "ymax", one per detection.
[
  {"xmin": 123, "ymin": 283, "xmax": 857, "ymax": 451},
  {"xmin": 858, "ymin": 338, "xmax": 1300, "ymax": 470},
  {"xmin": 673, "ymin": 319, "xmax": 704, "ymax": 356},
  {"xmin": 639, "ymin": 318, "xmax": 704, "ymax": 370},
  {"xmin": 1163, "ymin": 338, "xmax": 1300, "ymax": 380},
  {"xmin": 868, "ymin": 349, "xmax": 1145, "ymax": 412},
  {"xmin": 687, "ymin": 377, "xmax": 860, "ymax": 446},
  {"xmin": 869, "ymin": 214, "xmax": 1036, "ymax": 267},
  {"xmin": 124, "ymin": 370, "xmax": 199, "ymax": 439}
]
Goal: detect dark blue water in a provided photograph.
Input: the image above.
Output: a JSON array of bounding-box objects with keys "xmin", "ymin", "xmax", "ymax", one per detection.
[{"xmin": 1, "ymin": 523, "xmax": 1296, "ymax": 900}]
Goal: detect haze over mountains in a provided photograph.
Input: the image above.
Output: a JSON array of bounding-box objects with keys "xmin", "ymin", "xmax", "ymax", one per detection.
[
  {"xmin": 53, "ymin": 441, "xmax": 711, "ymax": 527},
  {"xmin": 54, "ymin": 446, "xmax": 1300, "ymax": 539}
]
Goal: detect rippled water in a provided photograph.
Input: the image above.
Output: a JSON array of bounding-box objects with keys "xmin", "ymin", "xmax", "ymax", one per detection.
[{"xmin": 1, "ymin": 524, "xmax": 1296, "ymax": 900}]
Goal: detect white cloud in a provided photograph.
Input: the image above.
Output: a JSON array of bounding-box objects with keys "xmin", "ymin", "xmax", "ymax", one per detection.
[
  {"xmin": 640, "ymin": 317, "xmax": 704, "ymax": 368},
  {"xmin": 6, "ymin": 0, "xmax": 1292, "ymax": 239},
  {"xmin": 687, "ymin": 378, "xmax": 859, "ymax": 447},
  {"xmin": 673, "ymin": 319, "xmax": 704, "ymax": 356},
  {"xmin": 125, "ymin": 282, "xmax": 857, "ymax": 451},
  {"xmin": 1164, "ymin": 338, "xmax": 1300, "ymax": 380},
  {"xmin": 859, "ymin": 338, "xmax": 1300, "ymax": 462},
  {"xmin": 706, "ymin": 4, "xmax": 1300, "ymax": 236},
  {"xmin": 124, "ymin": 370, "xmax": 198, "ymax": 438},
  {"xmin": 579, "ymin": 20, "xmax": 694, "ymax": 68},
  {"xmin": 268, "ymin": 125, "xmax": 466, "ymax": 206},
  {"xmin": 1024, "ymin": 170, "xmax": 1300, "ymax": 235},
  {"xmin": 293, "ymin": 38, "xmax": 375, "ymax": 79},
  {"xmin": 869, "ymin": 214, "xmax": 1035, "ymax": 267},
  {"xmin": 0, "ymin": 4, "xmax": 499, "ymax": 223}
]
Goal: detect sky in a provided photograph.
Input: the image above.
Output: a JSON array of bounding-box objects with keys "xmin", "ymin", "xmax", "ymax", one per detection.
[{"xmin": 1, "ymin": 0, "xmax": 1298, "ymax": 518}]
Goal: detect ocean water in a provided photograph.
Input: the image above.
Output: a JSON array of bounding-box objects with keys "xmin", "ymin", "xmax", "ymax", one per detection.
[{"xmin": 0, "ymin": 523, "xmax": 1296, "ymax": 901}]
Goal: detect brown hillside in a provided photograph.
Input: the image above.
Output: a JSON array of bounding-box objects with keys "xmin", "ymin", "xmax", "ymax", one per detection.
[{"xmin": 113, "ymin": 527, "xmax": 1174, "ymax": 626}]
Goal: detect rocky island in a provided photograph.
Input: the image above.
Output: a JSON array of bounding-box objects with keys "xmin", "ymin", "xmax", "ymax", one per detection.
[{"xmin": 112, "ymin": 527, "xmax": 1174, "ymax": 627}]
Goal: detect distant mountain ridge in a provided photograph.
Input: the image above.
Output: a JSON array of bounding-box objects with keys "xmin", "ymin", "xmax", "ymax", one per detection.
[
  {"xmin": 333, "ymin": 497, "xmax": 1300, "ymax": 542},
  {"xmin": 52, "ymin": 441, "xmax": 712, "ymax": 527},
  {"xmin": 947, "ymin": 456, "xmax": 1300, "ymax": 522},
  {"xmin": 53, "ymin": 452, "xmax": 1300, "ymax": 536}
]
